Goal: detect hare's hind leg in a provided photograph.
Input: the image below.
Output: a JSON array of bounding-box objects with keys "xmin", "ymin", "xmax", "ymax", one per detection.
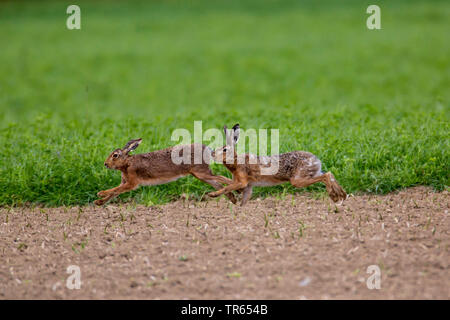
[
  {"xmin": 290, "ymin": 172, "xmax": 347, "ymax": 202},
  {"xmin": 323, "ymin": 172, "xmax": 347, "ymax": 202},
  {"xmin": 190, "ymin": 167, "xmax": 237, "ymax": 204}
]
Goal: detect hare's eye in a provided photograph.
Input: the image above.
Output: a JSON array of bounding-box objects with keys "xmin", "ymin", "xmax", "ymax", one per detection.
[{"xmin": 113, "ymin": 154, "xmax": 119, "ymax": 159}]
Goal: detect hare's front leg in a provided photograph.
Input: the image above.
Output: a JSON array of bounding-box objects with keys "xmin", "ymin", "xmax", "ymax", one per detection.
[
  {"xmin": 94, "ymin": 182, "xmax": 138, "ymax": 206},
  {"xmin": 97, "ymin": 190, "xmax": 110, "ymax": 198},
  {"xmin": 209, "ymin": 170, "xmax": 249, "ymax": 198},
  {"xmin": 190, "ymin": 168, "xmax": 237, "ymax": 204},
  {"xmin": 96, "ymin": 186, "xmax": 121, "ymax": 198},
  {"xmin": 208, "ymin": 182, "xmax": 247, "ymax": 198},
  {"xmin": 97, "ymin": 173, "xmax": 128, "ymax": 198}
]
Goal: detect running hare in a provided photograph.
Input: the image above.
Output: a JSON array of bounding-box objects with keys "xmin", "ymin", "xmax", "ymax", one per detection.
[
  {"xmin": 95, "ymin": 139, "xmax": 236, "ymax": 205},
  {"xmin": 208, "ymin": 124, "xmax": 347, "ymax": 206}
]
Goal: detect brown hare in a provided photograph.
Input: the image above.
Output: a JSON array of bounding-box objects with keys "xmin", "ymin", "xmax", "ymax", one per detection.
[
  {"xmin": 95, "ymin": 139, "xmax": 236, "ymax": 205},
  {"xmin": 208, "ymin": 124, "xmax": 347, "ymax": 206}
]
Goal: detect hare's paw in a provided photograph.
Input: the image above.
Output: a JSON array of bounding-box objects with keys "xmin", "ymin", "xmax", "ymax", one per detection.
[
  {"xmin": 228, "ymin": 193, "xmax": 237, "ymax": 204},
  {"xmin": 330, "ymin": 193, "xmax": 340, "ymax": 203},
  {"xmin": 330, "ymin": 190, "xmax": 347, "ymax": 203},
  {"xmin": 97, "ymin": 190, "xmax": 108, "ymax": 197},
  {"xmin": 208, "ymin": 191, "xmax": 221, "ymax": 198},
  {"xmin": 94, "ymin": 199, "xmax": 106, "ymax": 206}
]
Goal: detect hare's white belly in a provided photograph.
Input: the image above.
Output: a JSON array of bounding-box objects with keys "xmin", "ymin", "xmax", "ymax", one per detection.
[
  {"xmin": 250, "ymin": 180, "xmax": 284, "ymax": 187},
  {"xmin": 141, "ymin": 175, "xmax": 186, "ymax": 186}
]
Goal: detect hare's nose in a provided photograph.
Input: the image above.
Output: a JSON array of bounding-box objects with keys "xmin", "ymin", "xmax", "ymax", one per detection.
[{"xmin": 104, "ymin": 163, "xmax": 108, "ymax": 167}]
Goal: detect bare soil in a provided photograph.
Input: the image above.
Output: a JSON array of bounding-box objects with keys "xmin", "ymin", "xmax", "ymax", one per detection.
[{"xmin": 0, "ymin": 186, "xmax": 448, "ymax": 299}]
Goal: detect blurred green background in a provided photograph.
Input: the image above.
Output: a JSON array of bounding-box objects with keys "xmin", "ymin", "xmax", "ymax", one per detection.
[{"xmin": 0, "ymin": 0, "xmax": 448, "ymax": 206}]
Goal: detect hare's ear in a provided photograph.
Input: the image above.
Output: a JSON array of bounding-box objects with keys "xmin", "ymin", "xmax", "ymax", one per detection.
[
  {"xmin": 123, "ymin": 138, "xmax": 142, "ymax": 154},
  {"xmin": 232, "ymin": 123, "xmax": 240, "ymax": 144},
  {"xmin": 224, "ymin": 125, "xmax": 233, "ymax": 146}
]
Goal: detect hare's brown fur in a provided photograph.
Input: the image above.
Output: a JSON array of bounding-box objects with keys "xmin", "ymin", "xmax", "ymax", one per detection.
[
  {"xmin": 209, "ymin": 124, "xmax": 347, "ymax": 206},
  {"xmin": 95, "ymin": 140, "xmax": 236, "ymax": 205}
]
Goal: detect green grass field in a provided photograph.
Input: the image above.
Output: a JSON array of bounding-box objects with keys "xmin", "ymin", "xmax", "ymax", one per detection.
[{"xmin": 0, "ymin": 0, "xmax": 448, "ymax": 206}]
